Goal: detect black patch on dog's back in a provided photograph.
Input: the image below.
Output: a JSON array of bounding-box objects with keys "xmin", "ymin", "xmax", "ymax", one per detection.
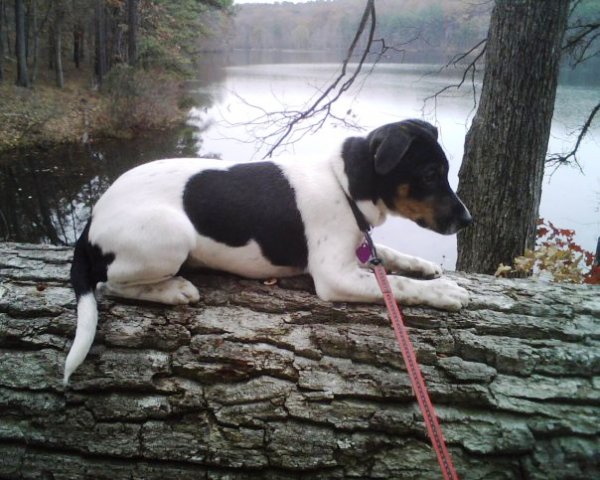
[{"xmin": 183, "ymin": 162, "xmax": 308, "ymax": 269}]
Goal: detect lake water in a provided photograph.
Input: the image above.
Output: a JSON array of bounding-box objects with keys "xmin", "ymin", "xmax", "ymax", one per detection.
[{"xmin": 1, "ymin": 56, "xmax": 598, "ymax": 270}]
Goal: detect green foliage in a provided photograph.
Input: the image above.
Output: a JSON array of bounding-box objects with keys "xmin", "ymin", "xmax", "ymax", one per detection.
[
  {"xmin": 137, "ymin": 36, "xmax": 186, "ymax": 74},
  {"xmin": 496, "ymin": 219, "xmax": 600, "ymax": 284},
  {"xmin": 138, "ymin": 0, "xmax": 232, "ymax": 74}
]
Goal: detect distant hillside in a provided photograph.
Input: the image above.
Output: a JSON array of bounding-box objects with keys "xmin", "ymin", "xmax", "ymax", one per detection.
[{"xmin": 231, "ymin": 0, "xmax": 491, "ymax": 61}]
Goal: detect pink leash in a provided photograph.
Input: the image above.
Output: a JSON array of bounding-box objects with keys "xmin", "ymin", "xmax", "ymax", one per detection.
[
  {"xmin": 356, "ymin": 229, "xmax": 459, "ymax": 479},
  {"xmin": 350, "ymin": 195, "xmax": 459, "ymax": 479},
  {"xmin": 372, "ymin": 263, "xmax": 459, "ymax": 480}
]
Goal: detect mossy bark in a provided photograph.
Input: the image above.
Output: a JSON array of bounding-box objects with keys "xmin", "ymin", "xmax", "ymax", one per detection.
[{"xmin": 0, "ymin": 243, "xmax": 598, "ymax": 479}]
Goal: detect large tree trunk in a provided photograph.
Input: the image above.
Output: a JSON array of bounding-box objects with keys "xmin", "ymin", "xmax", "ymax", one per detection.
[
  {"xmin": 0, "ymin": 243, "xmax": 598, "ymax": 479},
  {"xmin": 14, "ymin": 0, "xmax": 29, "ymax": 87},
  {"xmin": 456, "ymin": 0, "xmax": 570, "ymax": 274}
]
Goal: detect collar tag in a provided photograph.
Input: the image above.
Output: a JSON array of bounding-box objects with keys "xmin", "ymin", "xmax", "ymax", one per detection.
[
  {"xmin": 356, "ymin": 239, "xmax": 373, "ymax": 264},
  {"xmin": 356, "ymin": 231, "xmax": 381, "ymax": 265}
]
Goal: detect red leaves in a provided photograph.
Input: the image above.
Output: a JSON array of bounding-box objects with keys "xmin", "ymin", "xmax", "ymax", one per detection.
[
  {"xmin": 498, "ymin": 218, "xmax": 598, "ymax": 284},
  {"xmin": 584, "ymin": 265, "xmax": 600, "ymax": 285},
  {"xmin": 535, "ymin": 218, "xmax": 599, "ymax": 285}
]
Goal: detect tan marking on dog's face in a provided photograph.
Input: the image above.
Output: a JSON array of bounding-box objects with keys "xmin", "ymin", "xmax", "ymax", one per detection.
[{"xmin": 393, "ymin": 184, "xmax": 438, "ymax": 229}]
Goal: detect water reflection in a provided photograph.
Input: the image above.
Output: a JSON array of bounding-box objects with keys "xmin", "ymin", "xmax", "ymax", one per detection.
[{"xmin": 0, "ymin": 128, "xmax": 201, "ymax": 244}]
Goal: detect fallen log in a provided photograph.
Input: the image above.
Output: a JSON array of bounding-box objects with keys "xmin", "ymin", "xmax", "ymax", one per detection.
[{"xmin": 0, "ymin": 242, "xmax": 598, "ymax": 479}]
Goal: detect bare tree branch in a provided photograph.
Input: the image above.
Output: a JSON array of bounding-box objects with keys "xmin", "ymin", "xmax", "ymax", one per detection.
[
  {"xmin": 546, "ymin": 101, "xmax": 600, "ymax": 168},
  {"xmin": 216, "ymin": 1, "xmax": 383, "ymax": 158},
  {"xmin": 256, "ymin": 0, "xmax": 377, "ymax": 158},
  {"xmin": 221, "ymin": 3, "xmax": 432, "ymax": 158},
  {"xmin": 421, "ymin": 38, "xmax": 487, "ymax": 118},
  {"xmin": 563, "ymin": 21, "xmax": 600, "ymax": 66},
  {"xmin": 563, "ymin": 0, "xmax": 600, "ymax": 67}
]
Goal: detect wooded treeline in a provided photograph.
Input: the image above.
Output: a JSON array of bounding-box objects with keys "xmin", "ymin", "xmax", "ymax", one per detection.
[
  {"xmin": 233, "ymin": 0, "xmax": 490, "ymax": 59},
  {"xmin": 0, "ymin": 0, "xmax": 232, "ymax": 88},
  {"xmin": 233, "ymin": 0, "xmax": 600, "ymax": 84}
]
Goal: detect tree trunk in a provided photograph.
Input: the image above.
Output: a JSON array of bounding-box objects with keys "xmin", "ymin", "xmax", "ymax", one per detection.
[
  {"xmin": 73, "ymin": 22, "xmax": 83, "ymax": 68},
  {"xmin": 127, "ymin": 0, "xmax": 137, "ymax": 66},
  {"xmin": 47, "ymin": 25, "xmax": 54, "ymax": 70},
  {"xmin": 0, "ymin": 242, "xmax": 598, "ymax": 479},
  {"xmin": 53, "ymin": 0, "xmax": 64, "ymax": 88},
  {"xmin": 94, "ymin": 0, "xmax": 107, "ymax": 85},
  {"xmin": 456, "ymin": 0, "xmax": 570, "ymax": 274},
  {"xmin": 23, "ymin": 0, "xmax": 28, "ymax": 59},
  {"xmin": 0, "ymin": 0, "xmax": 4, "ymax": 81},
  {"xmin": 29, "ymin": 0, "xmax": 38, "ymax": 83},
  {"xmin": 14, "ymin": 0, "xmax": 29, "ymax": 87},
  {"xmin": 2, "ymin": 0, "xmax": 9, "ymax": 62}
]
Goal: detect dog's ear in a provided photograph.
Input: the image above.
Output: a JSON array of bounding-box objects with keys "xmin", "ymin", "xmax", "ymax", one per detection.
[
  {"xmin": 403, "ymin": 119, "xmax": 438, "ymax": 140},
  {"xmin": 369, "ymin": 126, "xmax": 413, "ymax": 175},
  {"xmin": 369, "ymin": 120, "xmax": 439, "ymax": 175}
]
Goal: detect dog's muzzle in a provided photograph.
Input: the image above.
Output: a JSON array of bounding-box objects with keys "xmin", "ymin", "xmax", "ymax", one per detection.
[
  {"xmin": 439, "ymin": 195, "xmax": 472, "ymax": 235},
  {"xmin": 424, "ymin": 193, "xmax": 472, "ymax": 235}
]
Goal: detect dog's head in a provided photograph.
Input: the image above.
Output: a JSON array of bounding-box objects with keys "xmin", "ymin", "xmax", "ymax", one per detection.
[{"xmin": 364, "ymin": 119, "xmax": 472, "ymax": 235}]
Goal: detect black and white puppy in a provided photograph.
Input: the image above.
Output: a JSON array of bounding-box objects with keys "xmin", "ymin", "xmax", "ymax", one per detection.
[{"xmin": 64, "ymin": 119, "xmax": 472, "ymax": 383}]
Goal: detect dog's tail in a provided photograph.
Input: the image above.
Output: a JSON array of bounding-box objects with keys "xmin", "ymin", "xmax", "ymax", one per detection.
[{"xmin": 64, "ymin": 221, "xmax": 100, "ymax": 385}]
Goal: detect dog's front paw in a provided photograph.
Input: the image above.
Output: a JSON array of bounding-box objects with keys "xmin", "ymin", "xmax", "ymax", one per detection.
[
  {"xmin": 415, "ymin": 259, "xmax": 442, "ymax": 279},
  {"xmin": 425, "ymin": 278, "xmax": 469, "ymax": 311}
]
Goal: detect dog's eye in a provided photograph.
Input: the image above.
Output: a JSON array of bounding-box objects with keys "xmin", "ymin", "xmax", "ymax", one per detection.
[{"xmin": 422, "ymin": 171, "xmax": 439, "ymax": 184}]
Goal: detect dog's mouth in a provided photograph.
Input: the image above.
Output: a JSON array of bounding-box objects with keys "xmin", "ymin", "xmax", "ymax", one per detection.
[
  {"xmin": 416, "ymin": 218, "xmax": 428, "ymax": 229},
  {"xmin": 415, "ymin": 211, "xmax": 472, "ymax": 235},
  {"xmin": 415, "ymin": 217, "xmax": 443, "ymax": 234}
]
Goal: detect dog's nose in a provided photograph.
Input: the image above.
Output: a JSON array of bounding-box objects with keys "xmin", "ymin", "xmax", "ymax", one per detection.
[{"xmin": 458, "ymin": 209, "xmax": 473, "ymax": 229}]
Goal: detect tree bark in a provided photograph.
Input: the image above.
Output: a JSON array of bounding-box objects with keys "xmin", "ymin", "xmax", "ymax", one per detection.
[
  {"xmin": 14, "ymin": 0, "xmax": 29, "ymax": 87},
  {"xmin": 0, "ymin": 243, "xmax": 598, "ymax": 479},
  {"xmin": 456, "ymin": 0, "xmax": 570, "ymax": 274}
]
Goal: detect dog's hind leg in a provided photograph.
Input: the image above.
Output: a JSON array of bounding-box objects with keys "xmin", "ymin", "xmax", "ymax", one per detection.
[
  {"xmin": 102, "ymin": 276, "xmax": 200, "ymax": 305},
  {"xmin": 96, "ymin": 208, "xmax": 200, "ymax": 305}
]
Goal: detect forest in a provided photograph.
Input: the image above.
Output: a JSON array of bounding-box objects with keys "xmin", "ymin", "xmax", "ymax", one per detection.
[
  {"xmin": 1, "ymin": 0, "xmax": 233, "ymax": 86},
  {"xmin": 232, "ymin": 0, "xmax": 600, "ymax": 83},
  {"xmin": 0, "ymin": 0, "xmax": 232, "ymax": 151}
]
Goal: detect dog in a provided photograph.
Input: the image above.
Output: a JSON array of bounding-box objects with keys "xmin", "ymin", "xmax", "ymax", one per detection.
[{"xmin": 64, "ymin": 119, "xmax": 472, "ymax": 384}]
